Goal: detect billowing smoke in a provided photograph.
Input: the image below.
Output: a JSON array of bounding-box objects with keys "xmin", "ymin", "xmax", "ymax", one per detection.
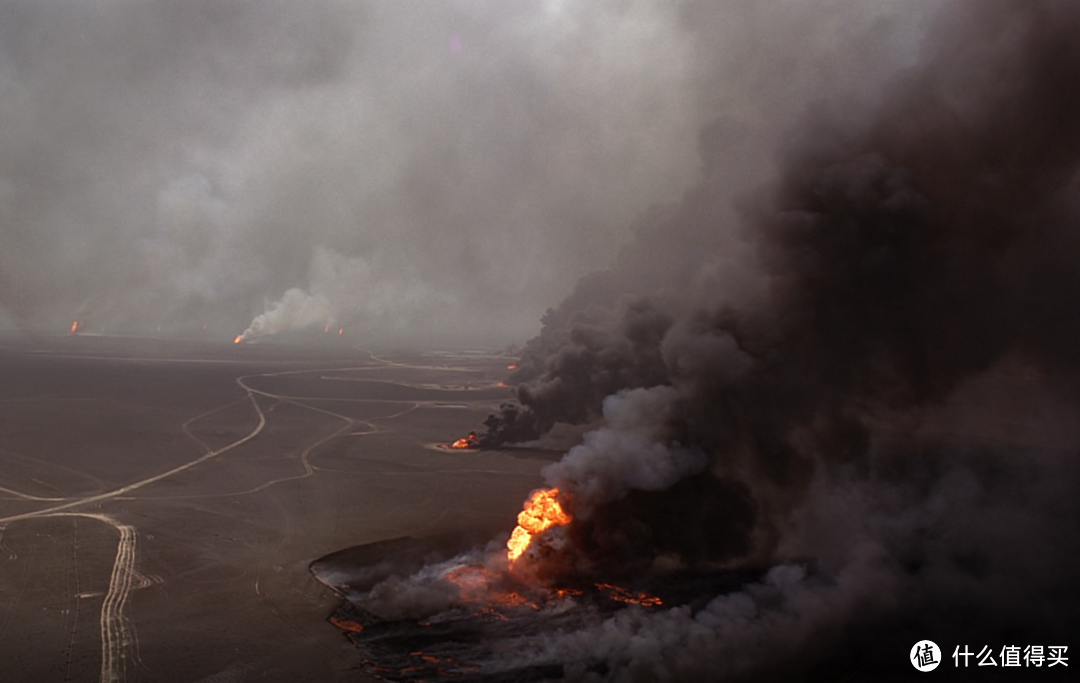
[
  {"xmin": 366, "ymin": 0, "xmax": 1080, "ymax": 678},
  {"xmin": 480, "ymin": 296, "xmax": 676, "ymax": 447},
  {"xmin": 237, "ymin": 287, "xmax": 332, "ymax": 341},
  {"xmin": 0, "ymin": 0, "xmax": 720, "ymax": 346},
  {"xmin": 487, "ymin": 0, "xmax": 1080, "ymax": 529},
  {"xmin": 237, "ymin": 246, "xmax": 446, "ymax": 341},
  {"xmin": 544, "ymin": 387, "xmax": 709, "ymax": 510},
  {"xmin": 1, "ymin": 0, "xmax": 943, "ymax": 348}
]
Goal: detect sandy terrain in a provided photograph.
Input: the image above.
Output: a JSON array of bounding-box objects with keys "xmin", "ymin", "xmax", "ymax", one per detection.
[{"xmin": 0, "ymin": 335, "xmax": 553, "ymax": 683}]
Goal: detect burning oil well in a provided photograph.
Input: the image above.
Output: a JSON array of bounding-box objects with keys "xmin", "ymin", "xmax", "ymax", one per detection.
[{"xmin": 320, "ymin": 2, "xmax": 1080, "ymax": 680}]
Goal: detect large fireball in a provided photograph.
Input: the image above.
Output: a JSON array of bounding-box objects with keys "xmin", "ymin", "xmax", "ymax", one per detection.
[{"xmin": 506, "ymin": 488, "xmax": 571, "ymax": 563}]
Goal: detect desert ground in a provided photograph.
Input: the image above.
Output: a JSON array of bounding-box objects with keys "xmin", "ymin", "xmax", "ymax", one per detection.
[{"xmin": 0, "ymin": 334, "xmax": 551, "ymax": 683}]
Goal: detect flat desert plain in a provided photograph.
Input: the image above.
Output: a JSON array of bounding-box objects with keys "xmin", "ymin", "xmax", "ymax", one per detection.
[{"xmin": 0, "ymin": 335, "xmax": 551, "ymax": 683}]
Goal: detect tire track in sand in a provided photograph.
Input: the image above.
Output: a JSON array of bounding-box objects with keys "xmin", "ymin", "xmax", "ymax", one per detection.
[
  {"xmin": 0, "ymin": 376, "xmax": 266, "ymax": 682},
  {"xmin": 47, "ymin": 513, "xmax": 138, "ymax": 683}
]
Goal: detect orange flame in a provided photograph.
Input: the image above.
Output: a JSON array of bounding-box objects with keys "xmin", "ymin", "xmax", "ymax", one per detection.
[
  {"xmin": 507, "ymin": 364, "xmax": 517, "ymax": 370},
  {"xmin": 338, "ymin": 327, "xmax": 344, "ymax": 335},
  {"xmin": 443, "ymin": 565, "xmax": 538, "ymax": 611},
  {"xmin": 329, "ymin": 616, "xmax": 365, "ymax": 633},
  {"xmin": 507, "ymin": 488, "xmax": 571, "ymax": 563},
  {"xmin": 450, "ymin": 431, "xmax": 479, "ymax": 449},
  {"xmin": 595, "ymin": 583, "xmax": 663, "ymax": 607},
  {"xmin": 70, "ymin": 320, "xmax": 79, "ymax": 334},
  {"xmin": 325, "ymin": 324, "xmax": 331, "ymax": 333},
  {"xmin": 234, "ymin": 335, "xmax": 244, "ymax": 344}
]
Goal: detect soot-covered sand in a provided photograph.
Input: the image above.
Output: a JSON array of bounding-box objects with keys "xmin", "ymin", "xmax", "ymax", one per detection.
[{"xmin": 0, "ymin": 335, "xmax": 546, "ymax": 683}]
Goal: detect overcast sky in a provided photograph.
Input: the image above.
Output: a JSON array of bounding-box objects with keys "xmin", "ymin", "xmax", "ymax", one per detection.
[{"xmin": 0, "ymin": 0, "xmax": 936, "ymax": 347}]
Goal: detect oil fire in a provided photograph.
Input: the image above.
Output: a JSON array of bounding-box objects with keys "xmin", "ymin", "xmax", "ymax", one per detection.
[
  {"xmin": 449, "ymin": 431, "xmax": 480, "ymax": 449},
  {"xmin": 595, "ymin": 582, "xmax": 663, "ymax": 607},
  {"xmin": 234, "ymin": 335, "xmax": 244, "ymax": 344},
  {"xmin": 70, "ymin": 320, "xmax": 79, "ymax": 334},
  {"xmin": 507, "ymin": 488, "xmax": 571, "ymax": 563},
  {"xmin": 329, "ymin": 615, "xmax": 366, "ymax": 633},
  {"xmin": 444, "ymin": 565, "xmax": 538, "ymax": 613},
  {"xmin": 324, "ymin": 507, "xmax": 670, "ymax": 681}
]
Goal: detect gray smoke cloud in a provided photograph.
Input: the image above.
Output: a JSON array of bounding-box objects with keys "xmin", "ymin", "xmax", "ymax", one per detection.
[
  {"xmin": 0, "ymin": 0, "xmax": 929, "ymax": 347},
  {"xmin": 456, "ymin": 0, "xmax": 1080, "ymax": 678},
  {"xmin": 235, "ymin": 246, "xmax": 448, "ymax": 341},
  {"xmin": 543, "ymin": 387, "xmax": 709, "ymax": 509},
  {"xmin": 14, "ymin": 0, "xmax": 1078, "ymax": 678}
]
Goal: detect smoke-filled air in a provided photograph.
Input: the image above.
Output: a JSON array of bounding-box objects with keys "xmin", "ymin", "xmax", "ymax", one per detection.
[
  {"xmin": 1, "ymin": 0, "xmax": 942, "ymax": 348},
  {"xmin": 6, "ymin": 0, "xmax": 1080, "ymax": 680},
  {"xmin": 327, "ymin": 1, "xmax": 1080, "ymax": 680}
]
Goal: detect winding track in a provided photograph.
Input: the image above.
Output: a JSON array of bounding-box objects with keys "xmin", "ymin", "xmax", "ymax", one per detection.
[
  {"xmin": 0, "ymin": 375, "xmax": 267, "ymax": 682},
  {"xmin": 0, "ymin": 348, "xmax": 512, "ymax": 682},
  {"xmin": 0, "ymin": 377, "xmax": 267, "ymax": 526}
]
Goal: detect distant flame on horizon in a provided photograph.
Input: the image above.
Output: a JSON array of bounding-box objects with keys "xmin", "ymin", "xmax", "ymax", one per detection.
[
  {"xmin": 234, "ymin": 335, "xmax": 244, "ymax": 344},
  {"xmin": 70, "ymin": 320, "xmax": 79, "ymax": 334}
]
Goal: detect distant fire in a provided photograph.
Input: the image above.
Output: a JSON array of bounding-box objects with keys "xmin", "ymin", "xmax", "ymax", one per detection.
[
  {"xmin": 449, "ymin": 431, "xmax": 479, "ymax": 449},
  {"xmin": 325, "ymin": 324, "xmax": 331, "ymax": 333},
  {"xmin": 507, "ymin": 488, "xmax": 571, "ymax": 563},
  {"xmin": 234, "ymin": 335, "xmax": 244, "ymax": 344},
  {"xmin": 339, "ymin": 327, "xmax": 344, "ymax": 335},
  {"xmin": 70, "ymin": 320, "xmax": 79, "ymax": 334},
  {"xmin": 507, "ymin": 364, "xmax": 517, "ymax": 370}
]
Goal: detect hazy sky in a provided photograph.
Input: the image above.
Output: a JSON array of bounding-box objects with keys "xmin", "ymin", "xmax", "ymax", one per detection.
[{"xmin": 0, "ymin": 0, "xmax": 934, "ymax": 347}]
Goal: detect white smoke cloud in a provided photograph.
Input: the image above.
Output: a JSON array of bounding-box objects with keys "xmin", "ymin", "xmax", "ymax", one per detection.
[
  {"xmin": 238, "ymin": 245, "xmax": 454, "ymax": 341},
  {"xmin": 238, "ymin": 288, "xmax": 332, "ymax": 341}
]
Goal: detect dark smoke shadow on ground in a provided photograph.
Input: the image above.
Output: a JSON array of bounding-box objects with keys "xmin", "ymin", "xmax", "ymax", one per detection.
[{"xmin": 311, "ymin": 537, "xmax": 767, "ymax": 683}]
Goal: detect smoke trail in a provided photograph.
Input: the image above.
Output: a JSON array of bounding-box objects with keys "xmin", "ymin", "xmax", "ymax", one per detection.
[
  {"xmin": 236, "ymin": 287, "xmax": 333, "ymax": 342},
  {"xmin": 237, "ymin": 245, "xmax": 449, "ymax": 341}
]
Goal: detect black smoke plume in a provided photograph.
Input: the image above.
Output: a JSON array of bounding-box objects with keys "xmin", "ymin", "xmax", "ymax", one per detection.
[
  {"xmin": 353, "ymin": 1, "xmax": 1080, "ymax": 679},
  {"xmin": 489, "ymin": 0, "xmax": 1080, "ymax": 555},
  {"xmin": 480, "ymin": 292, "xmax": 675, "ymax": 447}
]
